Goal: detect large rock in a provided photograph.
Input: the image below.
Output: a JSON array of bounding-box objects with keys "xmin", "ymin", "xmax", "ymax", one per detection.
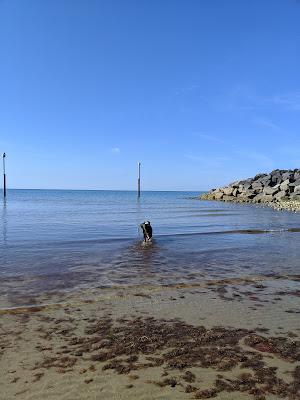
[
  {"xmin": 261, "ymin": 194, "xmax": 274, "ymax": 202},
  {"xmin": 294, "ymin": 171, "xmax": 300, "ymax": 180},
  {"xmin": 263, "ymin": 185, "xmax": 279, "ymax": 196},
  {"xmin": 294, "ymin": 185, "xmax": 300, "ymax": 194},
  {"xmin": 254, "ymin": 173, "xmax": 267, "ymax": 181},
  {"xmin": 291, "ymin": 193, "xmax": 300, "ymax": 201},
  {"xmin": 252, "ymin": 181, "xmax": 263, "ymax": 191},
  {"xmin": 201, "ymin": 169, "xmax": 300, "ymax": 206},
  {"xmin": 252, "ymin": 193, "xmax": 264, "ymax": 203},
  {"xmin": 223, "ymin": 187, "xmax": 234, "ymax": 196},
  {"xmin": 274, "ymin": 190, "xmax": 288, "ymax": 200},
  {"xmin": 246, "ymin": 191, "xmax": 257, "ymax": 199},
  {"xmin": 259, "ymin": 177, "xmax": 271, "ymax": 186},
  {"xmin": 280, "ymin": 179, "xmax": 291, "ymax": 192},
  {"xmin": 222, "ymin": 195, "xmax": 234, "ymax": 201},
  {"xmin": 282, "ymin": 171, "xmax": 293, "ymax": 180},
  {"xmin": 290, "ymin": 180, "xmax": 300, "ymax": 190},
  {"xmin": 214, "ymin": 192, "xmax": 224, "ymax": 200},
  {"xmin": 230, "ymin": 181, "xmax": 240, "ymax": 188}
]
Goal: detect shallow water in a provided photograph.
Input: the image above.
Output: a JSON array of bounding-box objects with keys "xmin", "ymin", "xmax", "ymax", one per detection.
[{"xmin": 1, "ymin": 189, "xmax": 300, "ymax": 305}]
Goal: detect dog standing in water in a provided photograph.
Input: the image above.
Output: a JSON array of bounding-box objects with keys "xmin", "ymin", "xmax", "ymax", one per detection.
[{"xmin": 140, "ymin": 221, "xmax": 153, "ymax": 243}]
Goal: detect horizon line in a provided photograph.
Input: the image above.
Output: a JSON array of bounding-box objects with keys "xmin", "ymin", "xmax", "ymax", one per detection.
[{"xmin": 1, "ymin": 188, "xmax": 206, "ymax": 193}]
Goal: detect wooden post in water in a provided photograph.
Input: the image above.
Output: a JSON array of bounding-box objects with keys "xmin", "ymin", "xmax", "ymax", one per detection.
[
  {"xmin": 2, "ymin": 153, "xmax": 6, "ymax": 198},
  {"xmin": 137, "ymin": 162, "xmax": 141, "ymax": 198}
]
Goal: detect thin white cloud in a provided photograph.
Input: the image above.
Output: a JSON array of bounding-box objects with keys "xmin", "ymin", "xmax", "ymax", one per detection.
[
  {"xmin": 234, "ymin": 150, "xmax": 274, "ymax": 170},
  {"xmin": 252, "ymin": 117, "xmax": 281, "ymax": 131},
  {"xmin": 193, "ymin": 132, "xmax": 225, "ymax": 144},
  {"xmin": 267, "ymin": 93, "xmax": 300, "ymax": 111},
  {"xmin": 184, "ymin": 154, "xmax": 230, "ymax": 167},
  {"xmin": 175, "ymin": 84, "xmax": 201, "ymax": 96},
  {"xmin": 216, "ymin": 86, "xmax": 300, "ymax": 113},
  {"xmin": 111, "ymin": 147, "xmax": 120, "ymax": 154}
]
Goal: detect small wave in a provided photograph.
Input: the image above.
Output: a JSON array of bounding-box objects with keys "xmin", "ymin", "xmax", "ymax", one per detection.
[
  {"xmin": 156, "ymin": 228, "xmax": 300, "ymax": 238},
  {"xmin": 3, "ymin": 228, "xmax": 300, "ymax": 251}
]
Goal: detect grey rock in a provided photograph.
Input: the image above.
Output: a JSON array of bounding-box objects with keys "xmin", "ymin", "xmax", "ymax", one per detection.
[
  {"xmin": 280, "ymin": 179, "xmax": 291, "ymax": 192},
  {"xmin": 289, "ymin": 179, "xmax": 300, "ymax": 188},
  {"xmin": 200, "ymin": 168, "xmax": 300, "ymax": 209},
  {"xmin": 282, "ymin": 171, "xmax": 293, "ymax": 180},
  {"xmin": 252, "ymin": 193, "xmax": 264, "ymax": 203},
  {"xmin": 274, "ymin": 191, "xmax": 288, "ymax": 200},
  {"xmin": 214, "ymin": 192, "xmax": 223, "ymax": 200},
  {"xmin": 254, "ymin": 173, "xmax": 267, "ymax": 181},
  {"xmin": 260, "ymin": 194, "xmax": 274, "ymax": 202},
  {"xmin": 252, "ymin": 181, "xmax": 263, "ymax": 190},
  {"xmin": 294, "ymin": 185, "xmax": 300, "ymax": 194},
  {"xmin": 236, "ymin": 195, "xmax": 251, "ymax": 202},
  {"xmin": 259, "ymin": 175, "xmax": 271, "ymax": 185},
  {"xmin": 290, "ymin": 193, "xmax": 300, "ymax": 201},
  {"xmin": 229, "ymin": 181, "xmax": 240, "ymax": 188},
  {"xmin": 232, "ymin": 188, "xmax": 238, "ymax": 197},
  {"xmin": 243, "ymin": 183, "xmax": 252, "ymax": 191},
  {"xmin": 263, "ymin": 186, "xmax": 279, "ymax": 196},
  {"xmin": 270, "ymin": 169, "xmax": 281, "ymax": 175},
  {"xmin": 222, "ymin": 195, "xmax": 234, "ymax": 201},
  {"xmin": 223, "ymin": 187, "xmax": 234, "ymax": 196},
  {"xmin": 271, "ymin": 174, "xmax": 283, "ymax": 185}
]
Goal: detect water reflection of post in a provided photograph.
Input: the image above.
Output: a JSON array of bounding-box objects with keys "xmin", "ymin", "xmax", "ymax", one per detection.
[
  {"xmin": 136, "ymin": 162, "xmax": 143, "ymax": 238},
  {"xmin": 2, "ymin": 153, "xmax": 6, "ymax": 198},
  {"xmin": 136, "ymin": 190, "xmax": 143, "ymax": 238},
  {"xmin": 137, "ymin": 162, "xmax": 141, "ymax": 198},
  {"xmin": 1, "ymin": 197, "xmax": 7, "ymax": 246}
]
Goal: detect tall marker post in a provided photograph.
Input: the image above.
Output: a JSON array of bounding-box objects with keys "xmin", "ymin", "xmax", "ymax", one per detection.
[
  {"xmin": 137, "ymin": 162, "xmax": 141, "ymax": 198},
  {"xmin": 2, "ymin": 153, "xmax": 6, "ymax": 198}
]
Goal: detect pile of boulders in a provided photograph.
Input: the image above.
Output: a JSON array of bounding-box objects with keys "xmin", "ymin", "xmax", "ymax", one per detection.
[{"xmin": 201, "ymin": 169, "xmax": 300, "ymax": 205}]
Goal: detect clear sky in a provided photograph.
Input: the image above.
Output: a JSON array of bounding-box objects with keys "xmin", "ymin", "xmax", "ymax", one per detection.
[{"xmin": 0, "ymin": 0, "xmax": 300, "ymax": 190}]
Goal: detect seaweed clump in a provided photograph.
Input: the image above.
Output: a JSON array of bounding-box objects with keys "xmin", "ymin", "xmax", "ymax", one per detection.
[{"xmin": 32, "ymin": 315, "xmax": 300, "ymax": 399}]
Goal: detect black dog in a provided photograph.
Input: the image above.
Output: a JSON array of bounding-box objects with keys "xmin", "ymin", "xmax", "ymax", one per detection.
[{"xmin": 140, "ymin": 221, "xmax": 153, "ymax": 242}]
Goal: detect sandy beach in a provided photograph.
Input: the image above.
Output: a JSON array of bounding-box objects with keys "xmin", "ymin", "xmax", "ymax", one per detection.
[
  {"xmin": 2, "ymin": 0, "xmax": 300, "ymax": 398},
  {"xmin": 1, "ymin": 275, "xmax": 299, "ymax": 400}
]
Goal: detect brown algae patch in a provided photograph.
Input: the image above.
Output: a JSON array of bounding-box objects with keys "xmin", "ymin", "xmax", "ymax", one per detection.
[
  {"xmin": 31, "ymin": 315, "xmax": 300, "ymax": 399},
  {"xmin": 1, "ymin": 278, "xmax": 299, "ymax": 399}
]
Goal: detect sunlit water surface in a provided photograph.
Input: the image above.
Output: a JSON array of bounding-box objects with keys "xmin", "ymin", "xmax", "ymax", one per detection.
[{"xmin": 1, "ymin": 189, "xmax": 300, "ymax": 305}]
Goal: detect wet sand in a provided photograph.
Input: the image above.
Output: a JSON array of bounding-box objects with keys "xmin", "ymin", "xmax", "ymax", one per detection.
[{"xmin": 1, "ymin": 275, "xmax": 300, "ymax": 400}]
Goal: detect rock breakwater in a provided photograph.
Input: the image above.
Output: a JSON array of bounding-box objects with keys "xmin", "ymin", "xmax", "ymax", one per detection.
[{"xmin": 201, "ymin": 169, "xmax": 300, "ymax": 212}]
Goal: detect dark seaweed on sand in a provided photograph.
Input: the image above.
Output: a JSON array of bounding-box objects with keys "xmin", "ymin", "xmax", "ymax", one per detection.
[
  {"xmin": 40, "ymin": 315, "xmax": 300, "ymax": 399},
  {"xmin": 26, "ymin": 308, "xmax": 300, "ymax": 399}
]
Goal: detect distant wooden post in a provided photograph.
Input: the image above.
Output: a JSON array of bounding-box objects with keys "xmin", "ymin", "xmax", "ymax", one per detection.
[
  {"xmin": 137, "ymin": 162, "xmax": 141, "ymax": 198},
  {"xmin": 2, "ymin": 153, "xmax": 6, "ymax": 198}
]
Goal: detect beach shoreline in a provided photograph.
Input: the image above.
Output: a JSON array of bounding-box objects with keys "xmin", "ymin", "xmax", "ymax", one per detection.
[
  {"xmin": 201, "ymin": 198, "xmax": 300, "ymax": 213},
  {"xmin": 1, "ymin": 275, "xmax": 299, "ymax": 400}
]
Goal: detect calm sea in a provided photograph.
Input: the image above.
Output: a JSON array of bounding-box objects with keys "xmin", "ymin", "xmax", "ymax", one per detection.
[{"xmin": 1, "ymin": 189, "xmax": 300, "ymax": 305}]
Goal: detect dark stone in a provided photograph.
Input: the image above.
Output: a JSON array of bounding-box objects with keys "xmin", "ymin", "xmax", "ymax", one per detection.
[
  {"xmin": 259, "ymin": 175, "xmax": 271, "ymax": 185},
  {"xmin": 271, "ymin": 175, "xmax": 283, "ymax": 185},
  {"xmin": 289, "ymin": 179, "xmax": 300, "ymax": 188},
  {"xmin": 282, "ymin": 171, "xmax": 293, "ymax": 181},
  {"xmin": 246, "ymin": 191, "xmax": 257, "ymax": 199},
  {"xmin": 254, "ymin": 173, "xmax": 267, "ymax": 181}
]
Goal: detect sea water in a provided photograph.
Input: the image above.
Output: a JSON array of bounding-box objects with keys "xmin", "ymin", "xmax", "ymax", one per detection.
[{"xmin": 1, "ymin": 189, "xmax": 300, "ymax": 305}]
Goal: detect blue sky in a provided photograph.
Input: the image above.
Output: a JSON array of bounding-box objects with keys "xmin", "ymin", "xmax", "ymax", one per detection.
[{"xmin": 0, "ymin": 0, "xmax": 300, "ymax": 190}]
